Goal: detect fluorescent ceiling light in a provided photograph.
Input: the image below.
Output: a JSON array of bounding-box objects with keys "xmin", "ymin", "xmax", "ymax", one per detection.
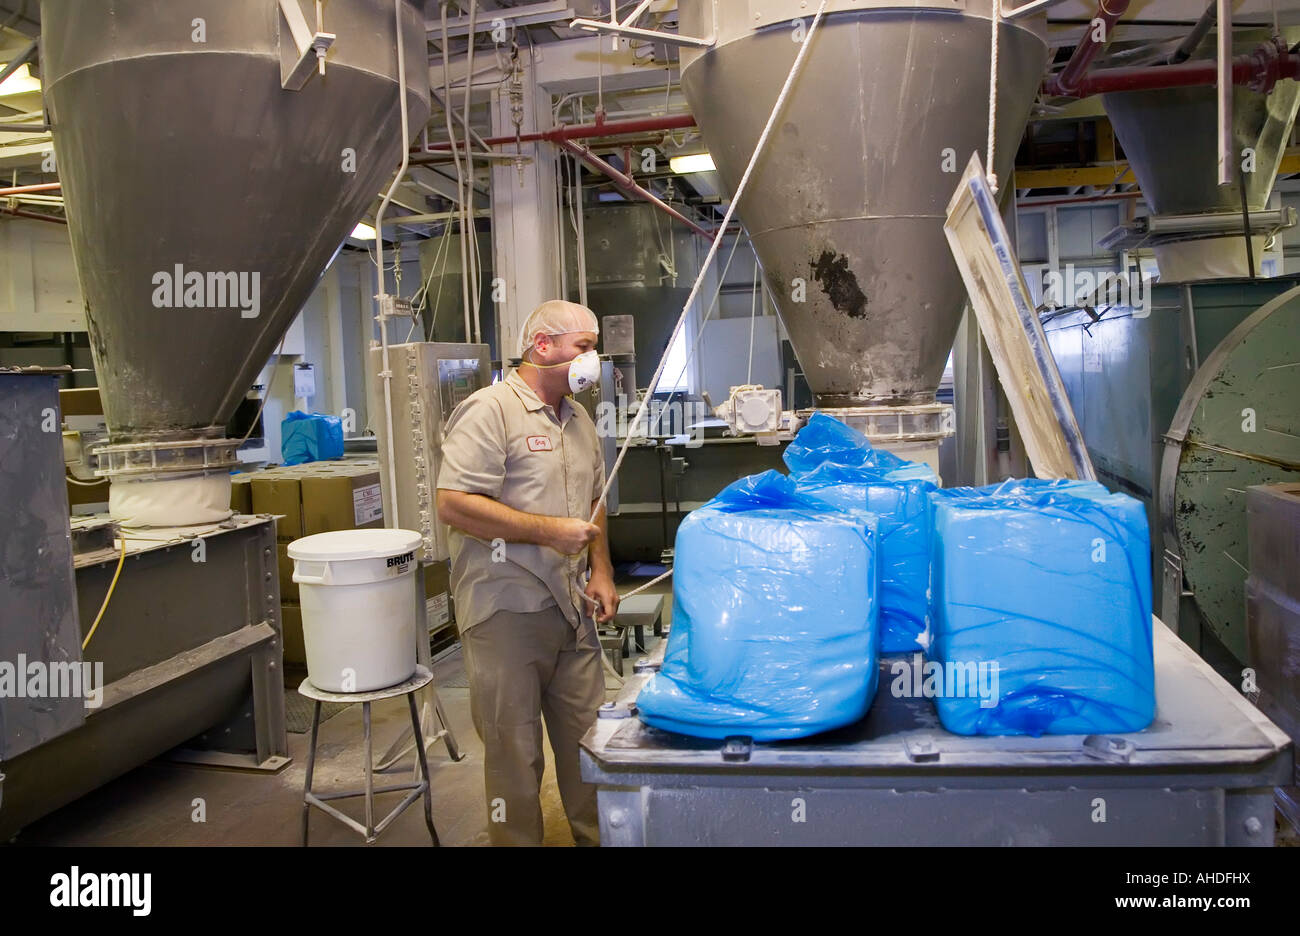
[
  {"xmin": 0, "ymin": 63, "xmax": 41, "ymax": 97},
  {"xmin": 669, "ymin": 153, "xmax": 715, "ymax": 174},
  {"xmin": 350, "ymin": 221, "xmax": 376, "ymax": 240}
]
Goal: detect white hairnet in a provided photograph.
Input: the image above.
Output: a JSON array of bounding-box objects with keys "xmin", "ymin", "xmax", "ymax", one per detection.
[{"xmin": 520, "ymin": 300, "xmax": 599, "ymax": 356}]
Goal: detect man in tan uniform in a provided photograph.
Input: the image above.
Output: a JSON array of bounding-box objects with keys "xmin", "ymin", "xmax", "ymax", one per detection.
[{"xmin": 436, "ymin": 299, "xmax": 619, "ymax": 846}]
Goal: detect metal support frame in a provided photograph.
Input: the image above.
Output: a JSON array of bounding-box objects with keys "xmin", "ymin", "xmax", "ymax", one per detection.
[
  {"xmin": 570, "ymin": 2, "xmax": 714, "ymax": 49},
  {"xmin": 278, "ymin": 0, "xmax": 336, "ymax": 90},
  {"xmin": 372, "ymin": 562, "xmax": 464, "ymax": 772},
  {"xmin": 583, "ymin": 621, "xmax": 1293, "ymax": 845},
  {"xmin": 301, "ymin": 669, "xmax": 440, "ymax": 845},
  {"xmin": 429, "ymin": 0, "xmax": 574, "ymax": 38}
]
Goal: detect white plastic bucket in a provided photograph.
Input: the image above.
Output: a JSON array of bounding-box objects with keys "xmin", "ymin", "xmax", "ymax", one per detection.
[{"xmin": 288, "ymin": 528, "xmax": 423, "ymax": 693}]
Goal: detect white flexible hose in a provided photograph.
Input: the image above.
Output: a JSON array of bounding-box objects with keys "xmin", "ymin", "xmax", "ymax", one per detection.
[{"xmin": 587, "ymin": 0, "xmax": 830, "ymax": 530}]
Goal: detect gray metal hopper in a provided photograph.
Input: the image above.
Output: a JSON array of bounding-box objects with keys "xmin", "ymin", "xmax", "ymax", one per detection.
[
  {"xmin": 41, "ymin": 0, "xmax": 431, "ymax": 522},
  {"xmin": 1102, "ymin": 30, "xmax": 1300, "ymax": 281},
  {"xmin": 677, "ymin": 1, "xmax": 1048, "ymax": 424}
]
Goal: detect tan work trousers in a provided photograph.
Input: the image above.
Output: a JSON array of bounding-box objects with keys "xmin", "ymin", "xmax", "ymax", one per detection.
[{"xmin": 461, "ymin": 605, "xmax": 605, "ymax": 846}]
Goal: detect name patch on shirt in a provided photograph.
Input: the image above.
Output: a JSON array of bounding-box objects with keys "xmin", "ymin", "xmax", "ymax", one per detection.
[{"xmin": 526, "ymin": 435, "xmax": 553, "ymax": 452}]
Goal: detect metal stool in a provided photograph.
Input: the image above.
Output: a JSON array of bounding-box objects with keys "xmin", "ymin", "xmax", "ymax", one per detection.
[{"xmin": 300, "ymin": 664, "xmax": 440, "ymax": 846}]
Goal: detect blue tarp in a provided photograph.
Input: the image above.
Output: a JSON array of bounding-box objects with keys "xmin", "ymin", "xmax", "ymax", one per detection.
[
  {"xmin": 281, "ymin": 411, "xmax": 344, "ymax": 466},
  {"xmin": 637, "ymin": 470, "xmax": 881, "ymax": 741}
]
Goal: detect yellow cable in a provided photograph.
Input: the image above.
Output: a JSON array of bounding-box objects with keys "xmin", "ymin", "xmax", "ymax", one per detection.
[{"xmin": 82, "ymin": 533, "xmax": 127, "ymax": 651}]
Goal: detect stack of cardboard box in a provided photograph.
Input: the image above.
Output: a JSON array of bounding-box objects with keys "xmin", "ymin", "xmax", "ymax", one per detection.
[{"xmin": 231, "ymin": 458, "xmax": 454, "ymax": 676}]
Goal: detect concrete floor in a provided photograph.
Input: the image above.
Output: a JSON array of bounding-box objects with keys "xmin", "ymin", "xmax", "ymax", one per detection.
[{"xmin": 12, "ymin": 579, "xmax": 673, "ymax": 848}]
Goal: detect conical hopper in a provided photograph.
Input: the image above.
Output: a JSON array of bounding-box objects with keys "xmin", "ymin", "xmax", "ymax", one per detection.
[
  {"xmin": 41, "ymin": 0, "xmax": 430, "ymax": 522},
  {"xmin": 678, "ymin": 1, "xmax": 1048, "ymax": 412},
  {"xmin": 1102, "ymin": 29, "xmax": 1300, "ymax": 280}
]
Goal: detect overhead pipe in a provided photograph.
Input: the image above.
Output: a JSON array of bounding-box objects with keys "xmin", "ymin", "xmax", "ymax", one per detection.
[
  {"xmin": 411, "ymin": 112, "xmax": 696, "ymax": 158},
  {"xmin": 1042, "ymin": 0, "xmax": 1132, "ymax": 97},
  {"xmin": 555, "ymin": 138, "xmax": 712, "ymax": 240},
  {"xmin": 1060, "ymin": 37, "xmax": 1299, "ymax": 97},
  {"xmin": 1, "ymin": 205, "xmax": 66, "ymax": 223},
  {"xmin": 1169, "ymin": 0, "xmax": 1219, "ymax": 65},
  {"xmin": 1216, "ymin": 0, "xmax": 1233, "ymax": 187},
  {"xmin": 0, "ymin": 181, "xmax": 60, "ymax": 196}
]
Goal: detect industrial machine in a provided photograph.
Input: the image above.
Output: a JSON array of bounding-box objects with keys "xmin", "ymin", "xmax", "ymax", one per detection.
[
  {"xmin": 676, "ymin": 0, "xmax": 1048, "ymax": 471},
  {"xmin": 0, "ymin": 0, "xmax": 430, "ymax": 838},
  {"xmin": 367, "ymin": 341, "xmax": 492, "ymax": 561},
  {"xmin": 579, "ymin": 2, "xmax": 1295, "ymax": 845},
  {"xmin": 1045, "ymin": 32, "xmax": 1300, "ymax": 665},
  {"xmin": 45, "ymin": 0, "xmax": 430, "ymax": 526}
]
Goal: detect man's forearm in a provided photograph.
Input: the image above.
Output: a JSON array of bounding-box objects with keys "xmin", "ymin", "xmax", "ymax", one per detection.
[
  {"xmin": 589, "ymin": 500, "xmax": 614, "ymax": 578},
  {"xmin": 436, "ymin": 489, "xmax": 558, "ymax": 547}
]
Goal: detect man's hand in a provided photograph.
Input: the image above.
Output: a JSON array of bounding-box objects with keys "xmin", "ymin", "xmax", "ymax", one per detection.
[
  {"xmin": 550, "ymin": 517, "xmax": 601, "ymax": 555},
  {"xmin": 585, "ymin": 571, "xmax": 619, "ymax": 624}
]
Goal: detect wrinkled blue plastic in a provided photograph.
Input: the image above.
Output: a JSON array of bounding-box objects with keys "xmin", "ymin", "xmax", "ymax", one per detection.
[
  {"xmin": 637, "ymin": 470, "xmax": 880, "ymax": 741},
  {"xmin": 281, "ymin": 411, "xmax": 344, "ymax": 465},
  {"xmin": 782, "ymin": 413, "xmax": 938, "ymax": 652},
  {"xmin": 926, "ymin": 479, "xmax": 1155, "ymax": 736},
  {"xmin": 783, "ymin": 412, "xmax": 913, "ymax": 475}
]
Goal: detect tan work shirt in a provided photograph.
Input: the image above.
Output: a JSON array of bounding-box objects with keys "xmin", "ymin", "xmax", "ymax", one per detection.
[{"xmin": 437, "ymin": 368, "xmax": 605, "ymax": 633}]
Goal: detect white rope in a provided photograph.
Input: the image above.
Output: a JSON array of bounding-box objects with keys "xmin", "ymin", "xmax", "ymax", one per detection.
[
  {"xmin": 650, "ymin": 229, "xmax": 747, "ymax": 433},
  {"xmin": 587, "ymin": 0, "xmax": 829, "ymax": 527},
  {"xmin": 986, "ymin": 0, "xmax": 1002, "ymax": 194},
  {"xmin": 746, "ymin": 257, "xmax": 759, "ymax": 385},
  {"xmin": 618, "ymin": 568, "xmax": 673, "ymax": 601}
]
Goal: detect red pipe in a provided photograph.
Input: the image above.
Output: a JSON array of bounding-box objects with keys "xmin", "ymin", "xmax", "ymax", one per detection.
[
  {"xmin": 2, "ymin": 205, "xmax": 66, "ymax": 224},
  {"xmin": 1063, "ymin": 38, "xmax": 1300, "ymax": 97},
  {"xmin": 411, "ymin": 113, "xmax": 697, "ymax": 155},
  {"xmin": 555, "ymin": 138, "xmax": 713, "ymax": 240},
  {"xmin": 0, "ymin": 181, "xmax": 60, "ymax": 196},
  {"xmin": 1043, "ymin": 0, "xmax": 1133, "ymax": 97}
]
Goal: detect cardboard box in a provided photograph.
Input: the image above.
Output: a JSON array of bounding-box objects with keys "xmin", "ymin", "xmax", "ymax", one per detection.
[
  {"xmin": 1248, "ymin": 483, "xmax": 1300, "ymax": 603},
  {"xmin": 300, "ymin": 466, "xmax": 384, "ymax": 536},
  {"xmin": 1246, "ymin": 576, "xmax": 1300, "ymax": 775},
  {"xmin": 230, "ymin": 474, "xmax": 254, "ymax": 514},
  {"xmin": 280, "ymin": 601, "xmax": 306, "ymax": 666},
  {"xmin": 423, "ymin": 559, "xmax": 453, "ymax": 635},
  {"xmin": 277, "ymin": 543, "xmax": 298, "ymax": 603},
  {"xmin": 251, "ymin": 474, "xmax": 304, "ymax": 542}
]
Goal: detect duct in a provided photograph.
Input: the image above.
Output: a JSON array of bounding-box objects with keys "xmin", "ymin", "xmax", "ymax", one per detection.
[
  {"xmin": 41, "ymin": 0, "xmax": 431, "ymax": 524},
  {"xmin": 1102, "ymin": 28, "xmax": 1300, "ymax": 281},
  {"xmin": 676, "ymin": 0, "xmax": 1049, "ymax": 438},
  {"xmin": 1041, "ymin": 0, "xmax": 1131, "ymax": 98}
]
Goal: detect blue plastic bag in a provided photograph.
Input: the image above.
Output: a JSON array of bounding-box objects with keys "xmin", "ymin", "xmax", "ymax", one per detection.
[
  {"xmin": 783, "ymin": 413, "xmax": 938, "ymax": 652},
  {"xmin": 795, "ymin": 463, "xmax": 936, "ymax": 653},
  {"xmin": 281, "ymin": 411, "xmax": 344, "ymax": 465},
  {"xmin": 926, "ymin": 479, "xmax": 1155, "ymax": 736},
  {"xmin": 783, "ymin": 411, "xmax": 913, "ymax": 475},
  {"xmin": 637, "ymin": 470, "xmax": 881, "ymax": 741}
]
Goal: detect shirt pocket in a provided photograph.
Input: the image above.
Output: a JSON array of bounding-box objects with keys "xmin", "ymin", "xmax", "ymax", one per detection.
[{"xmin": 503, "ymin": 430, "xmax": 561, "ymax": 513}]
